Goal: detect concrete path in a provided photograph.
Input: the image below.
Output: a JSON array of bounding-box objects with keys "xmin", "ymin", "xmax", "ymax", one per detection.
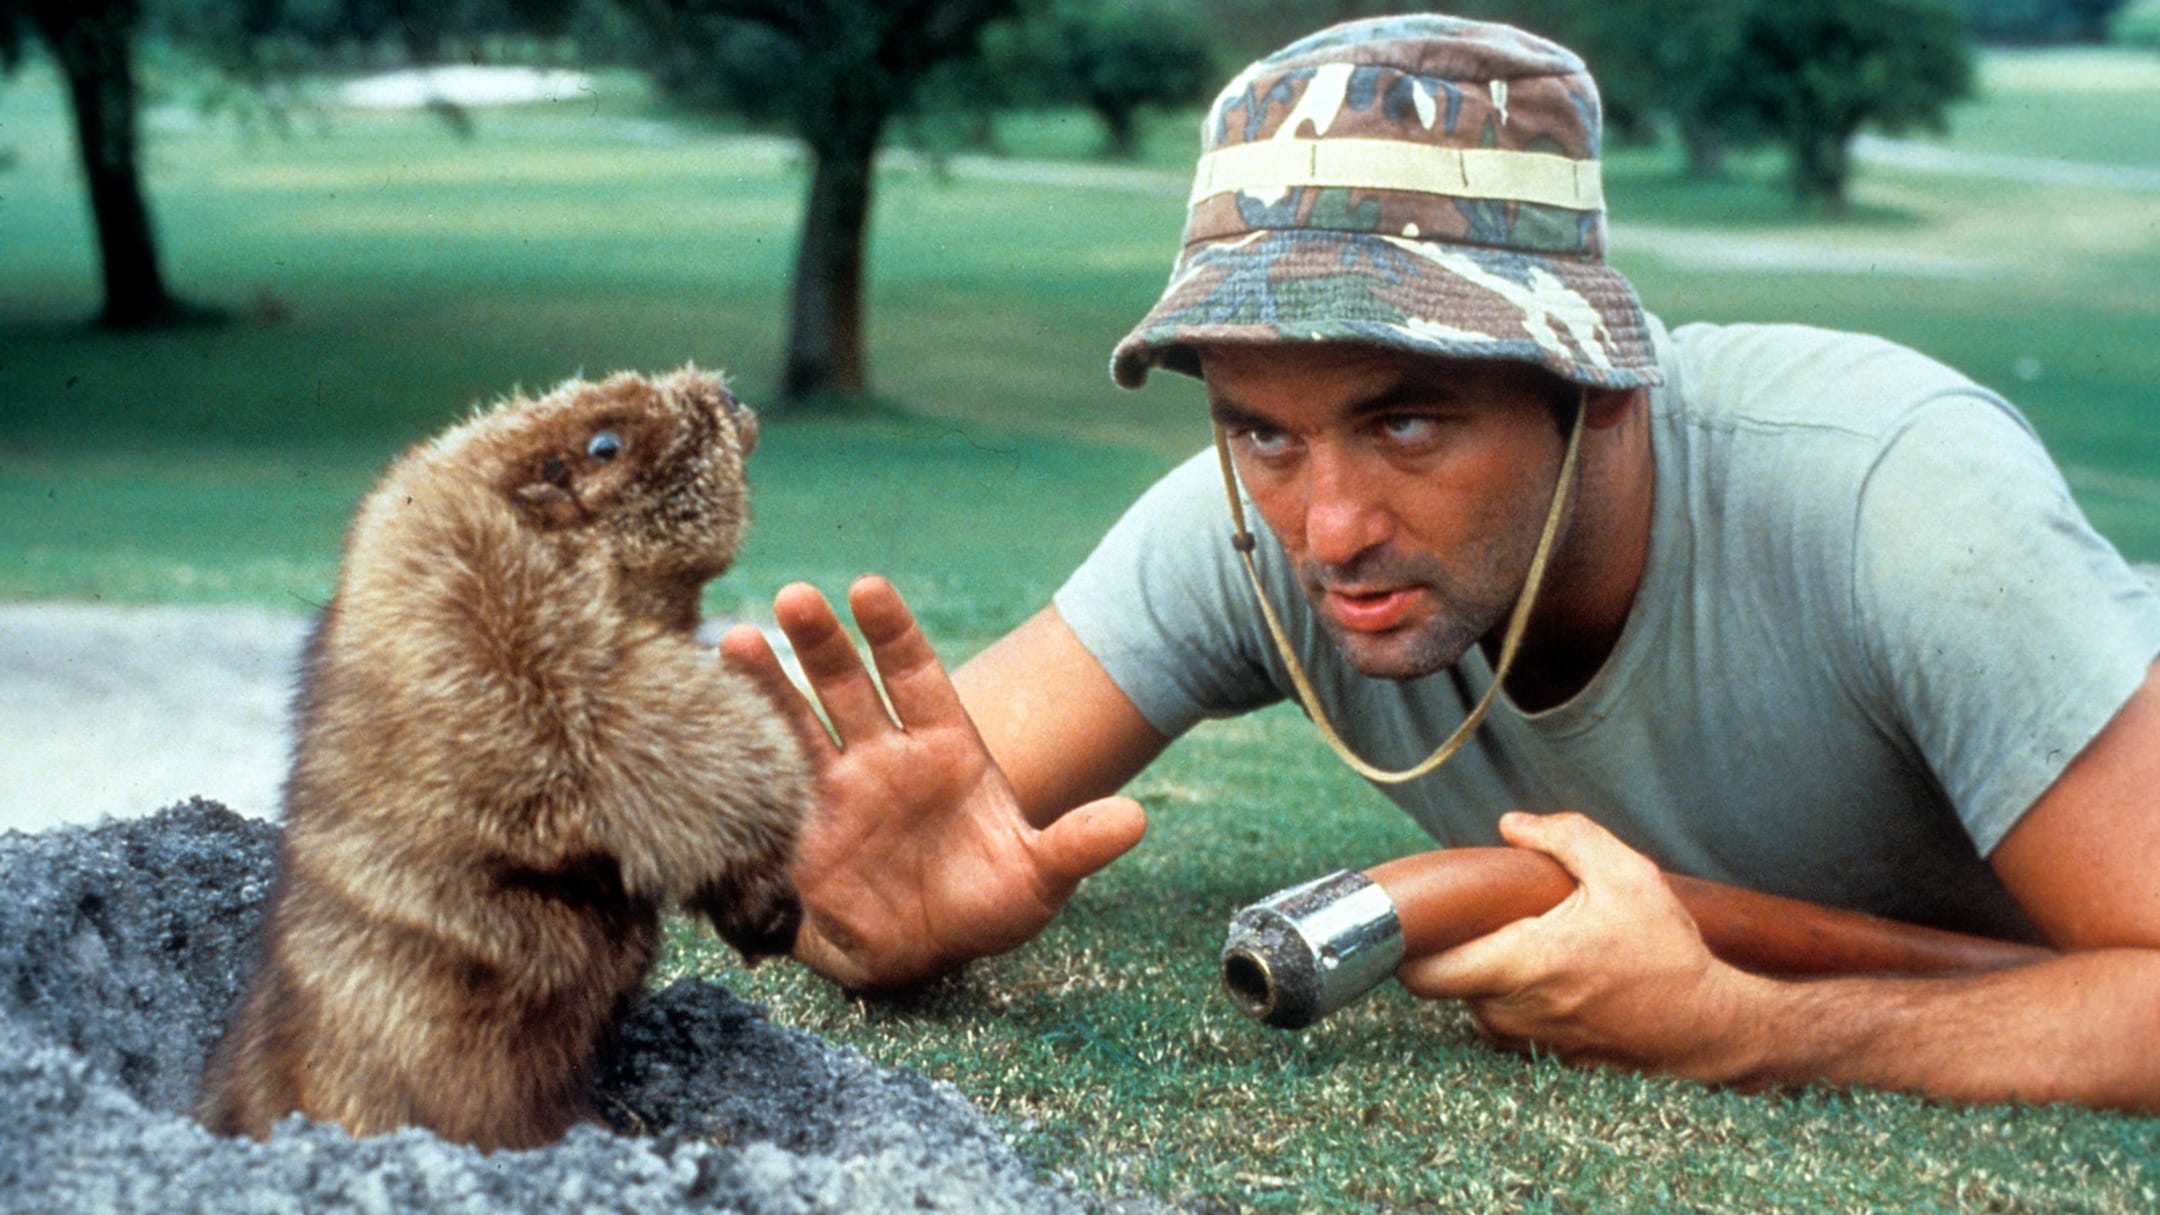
[
  {"xmin": 1854, "ymin": 134, "xmax": 2160, "ymax": 194},
  {"xmin": 0, "ymin": 603, "xmax": 307, "ymax": 833},
  {"xmin": 0, "ymin": 604, "xmax": 799, "ymax": 835}
]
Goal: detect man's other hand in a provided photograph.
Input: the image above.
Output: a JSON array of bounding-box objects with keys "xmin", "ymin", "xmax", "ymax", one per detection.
[{"xmin": 1398, "ymin": 811, "xmax": 1762, "ymax": 1079}]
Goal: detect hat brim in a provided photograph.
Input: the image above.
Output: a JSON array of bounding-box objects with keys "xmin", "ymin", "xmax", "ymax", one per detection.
[{"xmin": 1111, "ymin": 229, "xmax": 1661, "ymax": 392}]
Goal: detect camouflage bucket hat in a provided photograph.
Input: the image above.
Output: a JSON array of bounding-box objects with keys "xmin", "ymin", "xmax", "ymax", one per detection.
[{"xmin": 1111, "ymin": 14, "xmax": 1661, "ymax": 391}]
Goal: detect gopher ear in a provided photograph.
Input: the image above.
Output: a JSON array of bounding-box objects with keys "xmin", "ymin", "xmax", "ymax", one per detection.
[
  {"xmin": 665, "ymin": 369, "xmax": 735, "ymax": 420},
  {"xmin": 514, "ymin": 481, "xmax": 583, "ymax": 528}
]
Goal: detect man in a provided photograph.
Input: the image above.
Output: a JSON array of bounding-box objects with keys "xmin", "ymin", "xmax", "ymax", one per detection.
[{"xmin": 722, "ymin": 15, "xmax": 2160, "ymax": 1110}]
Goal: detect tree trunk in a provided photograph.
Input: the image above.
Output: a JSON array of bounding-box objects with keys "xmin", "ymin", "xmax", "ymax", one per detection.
[
  {"xmin": 630, "ymin": 0, "xmax": 1016, "ymax": 407},
  {"xmin": 1095, "ymin": 98, "xmax": 1139, "ymax": 161},
  {"xmin": 1678, "ymin": 117, "xmax": 1726, "ymax": 179},
  {"xmin": 782, "ymin": 91, "xmax": 890, "ymax": 403},
  {"xmin": 31, "ymin": 0, "xmax": 195, "ymax": 329},
  {"xmin": 1799, "ymin": 131, "xmax": 1852, "ymax": 216},
  {"xmin": 1786, "ymin": 109, "xmax": 1852, "ymax": 217}
]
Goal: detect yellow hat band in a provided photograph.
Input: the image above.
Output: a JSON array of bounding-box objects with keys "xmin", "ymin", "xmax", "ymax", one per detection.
[{"xmin": 1189, "ymin": 138, "xmax": 1604, "ymax": 213}]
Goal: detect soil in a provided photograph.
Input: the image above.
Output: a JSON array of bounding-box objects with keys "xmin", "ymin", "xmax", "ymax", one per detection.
[{"xmin": 0, "ymin": 800, "xmax": 1166, "ymax": 1214}]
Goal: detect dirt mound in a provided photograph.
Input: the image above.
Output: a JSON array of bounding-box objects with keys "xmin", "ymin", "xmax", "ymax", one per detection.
[{"xmin": 0, "ymin": 801, "xmax": 1157, "ymax": 1214}]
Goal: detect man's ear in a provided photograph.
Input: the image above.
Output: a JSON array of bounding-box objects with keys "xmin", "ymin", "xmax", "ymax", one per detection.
[{"xmin": 1583, "ymin": 387, "xmax": 1644, "ymax": 431}]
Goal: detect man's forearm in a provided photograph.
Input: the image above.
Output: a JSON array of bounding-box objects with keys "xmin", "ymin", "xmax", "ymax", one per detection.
[{"xmin": 1710, "ymin": 948, "xmax": 2160, "ymax": 1112}]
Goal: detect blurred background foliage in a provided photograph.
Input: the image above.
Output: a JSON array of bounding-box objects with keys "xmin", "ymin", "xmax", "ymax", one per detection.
[{"xmin": 6, "ymin": 0, "xmax": 2146, "ymax": 403}]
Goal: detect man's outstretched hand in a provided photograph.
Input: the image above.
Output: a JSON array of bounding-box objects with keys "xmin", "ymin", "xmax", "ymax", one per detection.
[{"xmin": 720, "ymin": 576, "xmax": 1147, "ymax": 991}]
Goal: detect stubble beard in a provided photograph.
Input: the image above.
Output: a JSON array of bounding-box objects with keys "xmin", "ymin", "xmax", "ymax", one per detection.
[
  {"xmin": 1297, "ymin": 548, "xmax": 1518, "ymax": 681},
  {"xmin": 1295, "ymin": 474, "xmax": 1562, "ymax": 683}
]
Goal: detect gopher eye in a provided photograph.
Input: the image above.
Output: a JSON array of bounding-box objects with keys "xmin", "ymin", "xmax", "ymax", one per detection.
[{"xmin": 586, "ymin": 430, "xmax": 623, "ymax": 462}]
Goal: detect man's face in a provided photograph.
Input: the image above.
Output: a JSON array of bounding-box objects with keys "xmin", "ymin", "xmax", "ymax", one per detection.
[{"xmin": 1200, "ymin": 343, "xmax": 1575, "ymax": 681}]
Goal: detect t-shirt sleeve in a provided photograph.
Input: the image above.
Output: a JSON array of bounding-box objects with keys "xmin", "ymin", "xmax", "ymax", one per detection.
[
  {"xmin": 1851, "ymin": 392, "xmax": 2160, "ymax": 854},
  {"xmin": 1052, "ymin": 449, "xmax": 1288, "ymax": 737}
]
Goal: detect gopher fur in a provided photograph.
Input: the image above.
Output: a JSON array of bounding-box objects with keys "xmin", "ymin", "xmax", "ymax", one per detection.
[{"xmin": 195, "ymin": 367, "xmax": 810, "ymax": 1151}]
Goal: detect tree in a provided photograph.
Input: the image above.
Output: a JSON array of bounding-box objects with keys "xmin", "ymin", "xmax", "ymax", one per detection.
[
  {"xmin": 1562, "ymin": 1, "xmax": 1751, "ymax": 173},
  {"xmin": 1449, "ymin": 1, "xmax": 1973, "ymax": 211},
  {"xmin": 1532, "ymin": 0, "xmax": 1972, "ymax": 209},
  {"xmin": 1, "ymin": 0, "xmax": 585, "ymax": 330},
  {"xmin": 1717, "ymin": 0, "xmax": 1973, "ymax": 212},
  {"xmin": 2115, "ymin": 0, "xmax": 2160, "ymax": 47},
  {"xmin": 2, "ymin": 0, "xmax": 205, "ymax": 328},
  {"xmin": 1029, "ymin": 0, "xmax": 1213, "ymax": 159},
  {"xmin": 626, "ymin": 0, "xmax": 1018, "ymax": 405}
]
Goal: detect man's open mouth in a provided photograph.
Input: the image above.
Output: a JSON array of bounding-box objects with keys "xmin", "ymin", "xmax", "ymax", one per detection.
[{"xmin": 1324, "ymin": 587, "xmax": 1420, "ymax": 633}]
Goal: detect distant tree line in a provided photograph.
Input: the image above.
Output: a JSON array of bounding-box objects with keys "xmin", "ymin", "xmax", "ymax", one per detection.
[{"xmin": 0, "ymin": 0, "xmax": 2121, "ymax": 403}]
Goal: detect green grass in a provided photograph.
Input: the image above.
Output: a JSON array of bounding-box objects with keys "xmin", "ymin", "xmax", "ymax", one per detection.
[
  {"xmin": 1950, "ymin": 47, "xmax": 2160, "ymax": 167},
  {"xmin": 0, "ymin": 421, "xmax": 1168, "ymax": 644},
  {"xmin": 670, "ymin": 704, "xmax": 2160, "ymax": 1212},
  {"xmin": 1590, "ymin": 50, "xmax": 2160, "ymax": 558},
  {"xmin": 5, "ymin": 48, "xmax": 2159, "ymax": 1213}
]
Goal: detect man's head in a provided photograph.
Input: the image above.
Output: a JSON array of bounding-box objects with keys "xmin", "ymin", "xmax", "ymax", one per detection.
[
  {"xmin": 1111, "ymin": 13, "xmax": 1659, "ymax": 393},
  {"xmin": 1202, "ymin": 342, "xmax": 1633, "ymax": 681},
  {"xmin": 1113, "ymin": 14, "xmax": 1659, "ymax": 691}
]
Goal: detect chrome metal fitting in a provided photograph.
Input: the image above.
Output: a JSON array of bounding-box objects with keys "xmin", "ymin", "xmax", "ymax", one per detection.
[{"xmin": 1219, "ymin": 869, "xmax": 1404, "ymax": 1029}]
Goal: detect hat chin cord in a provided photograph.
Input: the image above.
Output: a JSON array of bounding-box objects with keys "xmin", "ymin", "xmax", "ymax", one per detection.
[{"xmin": 1210, "ymin": 391, "xmax": 1587, "ymax": 786}]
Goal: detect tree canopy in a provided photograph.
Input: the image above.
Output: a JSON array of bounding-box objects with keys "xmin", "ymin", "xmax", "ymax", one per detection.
[
  {"xmin": 1018, "ymin": 0, "xmax": 1214, "ymax": 159},
  {"xmin": 1460, "ymin": 0, "xmax": 1974, "ymax": 211},
  {"xmin": 1713, "ymin": 0, "xmax": 1974, "ymax": 211}
]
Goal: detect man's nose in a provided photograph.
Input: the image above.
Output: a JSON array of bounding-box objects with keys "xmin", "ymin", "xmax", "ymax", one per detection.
[{"xmin": 1302, "ymin": 448, "xmax": 1392, "ymax": 566}]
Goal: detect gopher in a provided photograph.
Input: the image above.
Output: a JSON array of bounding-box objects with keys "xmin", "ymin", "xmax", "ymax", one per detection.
[{"xmin": 195, "ymin": 367, "xmax": 810, "ymax": 1151}]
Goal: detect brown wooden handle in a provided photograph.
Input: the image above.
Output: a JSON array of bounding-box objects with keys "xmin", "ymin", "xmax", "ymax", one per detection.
[{"xmin": 1366, "ymin": 848, "xmax": 2053, "ymax": 976}]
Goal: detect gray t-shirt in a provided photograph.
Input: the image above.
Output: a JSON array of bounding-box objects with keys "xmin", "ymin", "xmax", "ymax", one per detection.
[{"xmin": 1056, "ymin": 320, "xmax": 2160, "ymax": 939}]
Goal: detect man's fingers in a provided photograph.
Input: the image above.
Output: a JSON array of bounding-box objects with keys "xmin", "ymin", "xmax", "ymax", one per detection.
[
  {"xmin": 717, "ymin": 622, "xmax": 838, "ymax": 761},
  {"xmin": 1398, "ymin": 918, "xmax": 1542, "ymax": 1000},
  {"xmin": 766, "ymin": 576, "xmax": 981, "ymax": 742},
  {"xmin": 1033, "ymin": 796, "xmax": 1148, "ymax": 888},
  {"xmin": 847, "ymin": 575, "xmax": 971, "ymax": 730},
  {"xmin": 1500, "ymin": 810, "xmax": 1667, "ymax": 899},
  {"xmin": 1400, "ymin": 813, "xmax": 1660, "ymax": 1001},
  {"xmin": 772, "ymin": 581, "xmax": 897, "ymax": 740}
]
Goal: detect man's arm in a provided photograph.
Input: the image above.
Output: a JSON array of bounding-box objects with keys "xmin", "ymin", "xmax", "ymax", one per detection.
[
  {"xmin": 954, "ymin": 600, "xmax": 1174, "ymax": 828},
  {"xmin": 1401, "ymin": 660, "xmax": 2160, "ymax": 1112},
  {"xmin": 722, "ymin": 577, "xmax": 1165, "ymax": 989}
]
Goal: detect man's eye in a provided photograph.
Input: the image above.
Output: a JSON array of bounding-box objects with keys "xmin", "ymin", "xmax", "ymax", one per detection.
[
  {"xmin": 1377, "ymin": 415, "xmax": 1440, "ymax": 445},
  {"xmin": 1240, "ymin": 428, "xmax": 1294, "ymax": 459}
]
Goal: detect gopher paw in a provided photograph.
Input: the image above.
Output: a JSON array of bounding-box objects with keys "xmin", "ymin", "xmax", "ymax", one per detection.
[{"xmin": 692, "ymin": 871, "xmax": 802, "ymax": 964}]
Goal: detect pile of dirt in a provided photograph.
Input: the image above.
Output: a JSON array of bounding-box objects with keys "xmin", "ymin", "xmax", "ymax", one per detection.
[{"xmin": 0, "ymin": 800, "xmax": 1161, "ymax": 1214}]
